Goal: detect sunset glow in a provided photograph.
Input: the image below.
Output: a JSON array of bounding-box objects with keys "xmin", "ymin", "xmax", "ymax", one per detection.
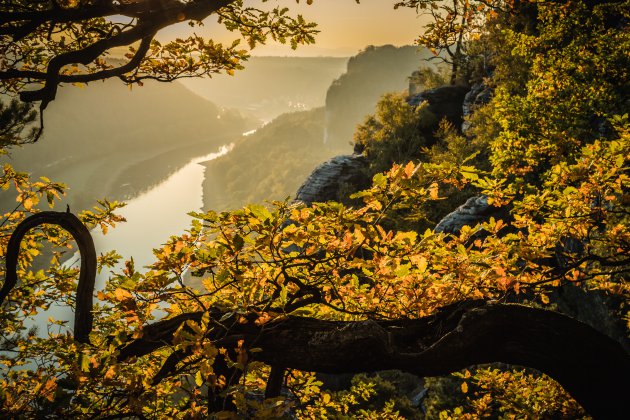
[{"xmin": 157, "ymin": 0, "xmax": 428, "ymax": 56}]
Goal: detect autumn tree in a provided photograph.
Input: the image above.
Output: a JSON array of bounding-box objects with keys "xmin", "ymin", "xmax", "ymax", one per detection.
[
  {"xmin": 0, "ymin": 0, "xmax": 629, "ymax": 418},
  {"xmin": 0, "ymin": 0, "xmax": 318, "ymax": 134},
  {"xmin": 394, "ymin": 0, "xmax": 490, "ymax": 84}
]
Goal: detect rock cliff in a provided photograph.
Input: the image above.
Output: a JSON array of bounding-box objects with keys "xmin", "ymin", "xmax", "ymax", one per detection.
[
  {"xmin": 434, "ymin": 195, "xmax": 503, "ymax": 234},
  {"xmin": 324, "ymin": 45, "xmax": 431, "ymax": 148},
  {"xmin": 407, "ymin": 85, "xmax": 469, "ymax": 137},
  {"xmin": 295, "ymin": 83, "xmax": 474, "ymax": 208},
  {"xmin": 294, "ymin": 154, "xmax": 370, "ymax": 206}
]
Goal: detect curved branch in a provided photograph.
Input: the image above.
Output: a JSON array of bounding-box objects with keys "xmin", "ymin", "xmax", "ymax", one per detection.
[
  {"xmin": 19, "ymin": 21, "xmax": 157, "ymax": 108},
  {"xmin": 6, "ymin": 0, "xmax": 235, "ymax": 108},
  {"xmin": 119, "ymin": 301, "xmax": 630, "ymax": 418},
  {"xmin": 0, "ymin": 32, "xmax": 154, "ymax": 87},
  {"xmin": 1, "ymin": 210, "xmax": 97, "ymax": 344}
]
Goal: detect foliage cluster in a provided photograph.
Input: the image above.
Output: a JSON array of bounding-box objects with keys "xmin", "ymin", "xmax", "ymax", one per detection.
[
  {"xmin": 354, "ymin": 93, "xmax": 436, "ymax": 175},
  {"xmin": 482, "ymin": 0, "xmax": 630, "ymax": 183},
  {"xmin": 426, "ymin": 367, "xmax": 588, "ymax": 419},
  {"xmin": 1, "ymin": 0, "xmax": 319, "ymax": 110}
]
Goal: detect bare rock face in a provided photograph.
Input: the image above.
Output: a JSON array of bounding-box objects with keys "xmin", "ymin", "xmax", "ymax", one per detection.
[
  {"xmin": 294, "ymin": 154, "xmax": 370, "ymax": 205},
  {"xmin": 434, "ymin": 195, "xmax": 505, "ymax": 235},
  {"xmin": 407, "ymin": 85, "xmax": 469, "ymax": 133},
  {"xmin": 461, "ymin": 83, "xmax": 493, "ymax": 134}
]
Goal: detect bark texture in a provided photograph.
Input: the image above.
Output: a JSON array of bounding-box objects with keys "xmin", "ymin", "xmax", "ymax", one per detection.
[{"xmin": 120, "ymin": 301, "xmax": 630, "ymax": 419}]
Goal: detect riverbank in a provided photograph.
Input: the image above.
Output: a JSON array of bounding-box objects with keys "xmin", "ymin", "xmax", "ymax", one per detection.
[{"xmin": 1, "ymin": 132, "xmax": 244, "ymax": 213}]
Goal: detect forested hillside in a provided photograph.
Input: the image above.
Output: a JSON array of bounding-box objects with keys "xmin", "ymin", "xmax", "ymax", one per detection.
[
  {"xmin": 0, "ymin": 80, "xmax": 254, "ymax": 211},
  {"xmin": 203, "ymin": 107, "xmax": 347, "ymax": 211}
]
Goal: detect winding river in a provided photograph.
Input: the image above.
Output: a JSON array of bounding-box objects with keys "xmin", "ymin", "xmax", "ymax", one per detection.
[{"xmin": 30, "ymin": 144, "xmax": 233, "ymax": 336}]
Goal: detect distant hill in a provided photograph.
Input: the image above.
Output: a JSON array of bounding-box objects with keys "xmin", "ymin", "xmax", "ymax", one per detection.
[
  {"xmin": 200, "ymin": 46, "xmax": 431, "ymax": 212},
  {"xmin": 324, "ymin": 45, "xmax": 431, "ymax": 148},
  {"xmin": 203, "ymin": 107, "xmax": 349, "ymax": 211},
  {"xmin": 180, "ymin": 56, "xmax": 348, "ymax": 122},
  {"xmin": 1, "ymin": 80, "xmax": 254, "ymax": 212}
]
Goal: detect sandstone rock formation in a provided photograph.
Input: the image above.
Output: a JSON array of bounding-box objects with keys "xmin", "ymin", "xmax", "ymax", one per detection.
[
  {"xmin": 294, "ymin": 154, "xmax": 370, "ymax": 206},
  {"xmin": 434, "ymin": 195, "xmax": 505, "ymax": 235},
  {"xmin": 407, "ymin": 85, "xmax": 469, "ymax": 137}
]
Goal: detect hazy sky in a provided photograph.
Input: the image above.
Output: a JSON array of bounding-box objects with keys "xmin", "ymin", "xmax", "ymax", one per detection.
[{"xmin": 157, "ymin": 0, "xmax": 428, "ymax": 56}]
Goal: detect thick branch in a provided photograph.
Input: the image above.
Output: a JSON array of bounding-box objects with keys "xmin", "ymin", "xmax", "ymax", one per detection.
[
  {"xmin": 119, "ymin": 301, "xmax": 630, "ymax": 418},
  {"xmin": 5, "ymin": 0, "xmax": 235, "ymax": 108}
]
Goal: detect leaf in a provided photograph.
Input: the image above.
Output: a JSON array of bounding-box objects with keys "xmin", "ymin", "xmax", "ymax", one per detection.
[
  {"xmin": 373, "ymin": 173, "xmax": 387, "ymax": 188},
  {"xmin": 429, "ymin": 182, "xmax": 439, "ymax": 200},
  {"xmin": 79, "ymin": 353, "xmax": 90, "ymax": 372},
  {"xmin": 461, "ymin": 381, "xmax": 468, "ymax": 394},
  {"xmin": 114, "ymin": 288, "xmax": 133, "ymax": 301},
  {"xmin": 322, "ymin": 393, "xmax": 331, "ymax": 404},
  {"xmin": 404, "ymin": 161, "xmax": 416, "ymax": 178}
]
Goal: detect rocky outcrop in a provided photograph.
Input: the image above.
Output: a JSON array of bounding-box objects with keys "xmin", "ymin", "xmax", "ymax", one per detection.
[
  {"xmin": 461, "ymin": 83, "xmax": 493, "ymax": 134},
  {"xmin": 294, "ymin": 154, "xmax": 370, "ymax": 205},
  {"xmin": 434, "ymin": 195, "xmax": 506, "ymax": 235},
  {"xmin": 407, "ymin": 85, "xmax": 469, "ymax": 134}
]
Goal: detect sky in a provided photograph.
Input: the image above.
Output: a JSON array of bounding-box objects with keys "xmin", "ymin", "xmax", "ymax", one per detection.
[{"xmin": 157, "ymin": 0, "xmax": 428, "ymax": 57}]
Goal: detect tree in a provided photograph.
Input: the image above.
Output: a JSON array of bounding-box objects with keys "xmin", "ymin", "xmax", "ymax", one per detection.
[
  {"xmin": 394, "ymin": 0, "xmax": 490, "ymax": 84},
  {"xmin": 0, "ymin": 0, "xmax": 318, "ymax": 131},
  {"xmin": 0, "ymin": 0, "xmax": 629, "ymax": 418},
  {"xmin": 2, "ymin": 141, "xmax": 629, "ymax": 417}
]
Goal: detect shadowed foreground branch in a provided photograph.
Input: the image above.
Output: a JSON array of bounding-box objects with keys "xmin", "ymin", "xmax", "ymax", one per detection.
[
  {"xmin": 120, "ymin": 301, "xmax": 630, "ymax": 419},
  {"xmin": 0, "ymin": 210, "xmax": 96, "ymax": 343}
]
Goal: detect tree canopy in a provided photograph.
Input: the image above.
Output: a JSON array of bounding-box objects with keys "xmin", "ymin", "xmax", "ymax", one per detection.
[{"xmin": 0, "ymin": 0, "xmax": 629, "ymax": 418}]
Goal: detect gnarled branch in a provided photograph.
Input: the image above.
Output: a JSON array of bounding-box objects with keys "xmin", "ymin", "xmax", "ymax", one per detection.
[
  {"xmin": 1, "ymin": 210, "xmax": 96, "ymax": 343},
  {"xmin": 119, "ymin": 301, "xmax": 630, "ymax": 419},
  {"xmin": 2, "ymin": 0, "xmax": 236, "ymax": 108}
]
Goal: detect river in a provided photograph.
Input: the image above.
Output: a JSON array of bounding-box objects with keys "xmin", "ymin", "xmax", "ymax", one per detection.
[{"xmin": 29, "ymin": 144, "xmax": 233, "ymax": 336}]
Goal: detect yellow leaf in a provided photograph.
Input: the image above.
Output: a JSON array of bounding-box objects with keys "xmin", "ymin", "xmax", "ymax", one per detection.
[
  {"xmin": 429, "ymin": 182, "xmax": 439, "ymax": 200},
  {"xmin": 417, "ymin": 257, "xmax": 428, "ymax": 273},
  {"xmin": 404, "ymin": 161, "xmax": 415, "ymax": 178},
  {"xmin": 22, "ymin": 197, "xmax": 34, "ymax": 210},
  {"xmin": 114, "ymin": 288, "xmax": 132, "ymax": 301},
  {"xmin": 461, "ymin": 382, "xmax": 468, "ymax": 394}
]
